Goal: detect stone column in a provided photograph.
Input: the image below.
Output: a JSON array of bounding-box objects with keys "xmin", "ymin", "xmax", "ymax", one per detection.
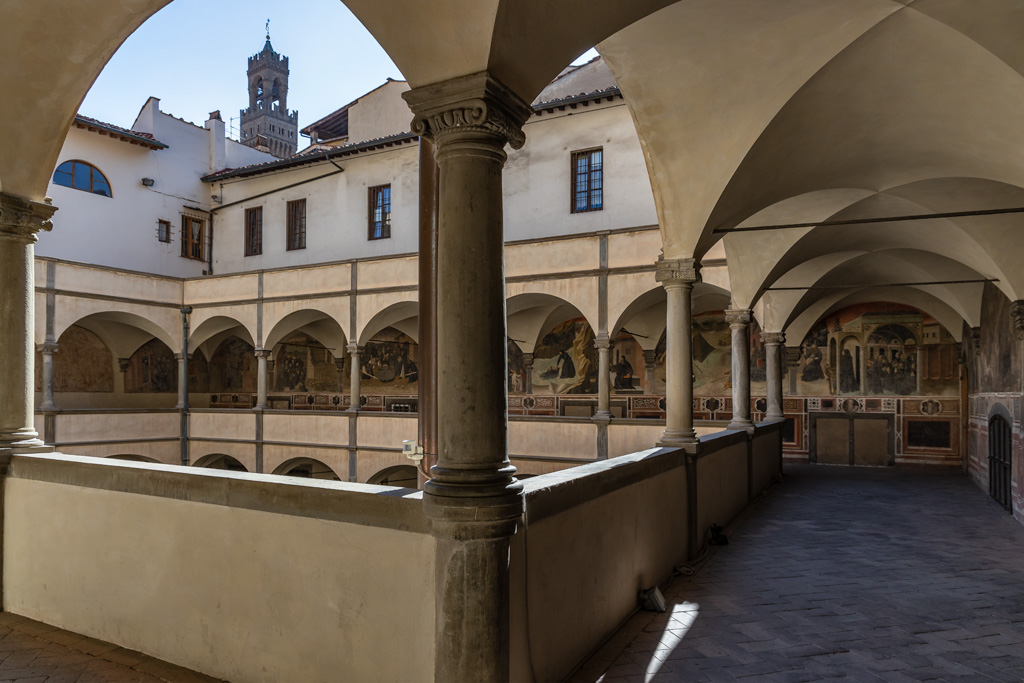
[
  {"xmin": 255, "ymin": 349, "xmax": 270, "ymax": 410},
  {"xmin": 726, "ymin": 309, "xmax": 753, "ymax": 430},
  {"xmin": 860, "ymin": 348, "xmax": 868, "ymax": 396},
  {"xmin": 786, "ymin": 347, "xmax": 801, "ymax": 396},
  {"xmin": 347, "ymin": 343, "xmax": 362, "ymax": 412},
  {"xmin": 521, "ymin": 353, "xmax": 534, "ymax": 394},
  {"xmin": 174, "ymin": 353, "xmax": 189, "ymax": 409},
  {"xmin": 594, "ymin": 334, "xmax": 612, "ymax": 418},
  {"xmin": 643, "ymin": 349, "xmax": 658, "ymax": 394},
  {"xmin": 656, "ymin": 257, "xmax": 701, "ymax": 446},
  {"xmin": 0, "ymin": 194, "xmax": 56, "ymax": 454},
  {"xmin": 916, "ymin": 346, "xmax": 924, "ymax": 394},
  {"xmin": 762, "ymin": 332, "xmax": 785, "ymax": 420},
  {"xmin": 405, "ymin": 73, "xmax": 532, "ymax": 683},
  {"xmin": 38, "ymin": 343, "xmax": 60, "ymax": 412}
]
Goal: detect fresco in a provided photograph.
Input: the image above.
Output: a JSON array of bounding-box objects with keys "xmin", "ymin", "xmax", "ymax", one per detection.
[
  {"xmin": 360, "ymin": 328, "xmax": 418, "ymax": 395},
  {"xmin": 507, "ymin": 339, "xmax": 526, "ymax": 394},
  {"xmin": 273, "ymin": 332, "xmax": 341, "ymax": 392},
  {"xmin": 208, "ymin": 336, "xmax": 257, "ymax": 393},
  {"xmin": 125, "ymin": 338, "xmax": 176, "ymax": 393},
  {"xmin": 53, "ymin": 325, "xmax": 113, "ymax": 392},
  {"xmin": 796, "ymin": 303, "xmax": 959, "ymax": 397},
  {"xmin": 533, "ymin": 318, "xmax": 597, "ymax": 394},
  {"xmin": 611, "ymin": 332, "xmax": 642, "ymax": 393},
  {"xmin": 974, "ymin": 283, "xmax": 1020, "ymax": 394}
]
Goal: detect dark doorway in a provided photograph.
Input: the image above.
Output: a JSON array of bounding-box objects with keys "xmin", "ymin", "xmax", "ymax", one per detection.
[{"xmin": 988, "ymin": 414, "xmax": 1012, "ymax": 512}]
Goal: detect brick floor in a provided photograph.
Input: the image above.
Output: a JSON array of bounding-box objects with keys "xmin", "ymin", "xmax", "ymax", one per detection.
[
  {"xmin": 572, "ymin": 464, "xmax": 1024, "ymax": 682},
  {"xmin": 0, "ymin": 613, "xmax": 223, "ymax": 683}
]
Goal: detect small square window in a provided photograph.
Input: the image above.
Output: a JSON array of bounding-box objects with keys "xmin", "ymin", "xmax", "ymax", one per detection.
[
  {"xmin": 571, "ymin": 148, "xmax": 603, "ymax": 213},
  {"xmin": 157, "ymin": 219, "xmax": 171, "ymax": 243},
  {"xmin": 245, "ymin": 207, "xmax": 263, "ymax": 256},
  {"xmin": 368, "ymin": 185, "xmax": 391, "ymax": 240}
]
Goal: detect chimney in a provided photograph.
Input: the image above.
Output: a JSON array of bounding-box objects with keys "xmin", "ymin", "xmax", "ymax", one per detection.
[{"xmin": 204, "ymin": 111, "xmax": 227, "ymax": 174}]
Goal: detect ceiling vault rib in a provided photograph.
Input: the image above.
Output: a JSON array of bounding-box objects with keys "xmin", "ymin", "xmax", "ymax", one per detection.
[
  {"xmin": 714, "ymin": 207, "xmax": 1024, "ymax": 233},
  {"xmin": 767, "ymin": 278, "xmax": 997, "ymax": 291}
]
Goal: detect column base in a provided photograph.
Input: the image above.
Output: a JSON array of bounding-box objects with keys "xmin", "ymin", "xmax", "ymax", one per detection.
[
  {"xmin": 0, "ymin": 441, "xmax": 55, "ymax": 455},
  {"xmin": 727, "ymin": 419, "xmax": 754, "ymax": 431},
  {"xmin": 765, "ymin": 413, "xmax": 785, "ymax": 421},
  {"xmin": 592, "ymin": 411, "xmax": 612, "ymax": 420},
  {"xmin": 658, "ymin": 430, "xmax": 700, "ymax": 448}
]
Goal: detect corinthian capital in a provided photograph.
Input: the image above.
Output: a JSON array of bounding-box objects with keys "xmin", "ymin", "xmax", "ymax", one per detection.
[
  {"xmin": 725, "ymin": 309, "xmax": 753, "ymax": 327},
  {"xmin": 0, "ymin": 194, "xmax": 57, "ymax": 241},
  {"xmin": 655, "ymin": 257, "xmax": 701, "ymax": 284},
  {"xmin": 761, "ymin": 332, "xmax": 786, "ymax": 346},
  {"xmin": 403, "ymin": 72, "xmax": 533, "ymax": 150}
]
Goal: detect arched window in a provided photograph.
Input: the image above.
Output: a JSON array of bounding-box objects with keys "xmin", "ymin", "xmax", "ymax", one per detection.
[{"xmin": 52, "ymin": 160, "xmax": 111, "ymax": 197}]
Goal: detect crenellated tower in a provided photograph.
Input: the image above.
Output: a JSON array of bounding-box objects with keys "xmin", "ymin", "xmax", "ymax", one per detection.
[{"xmin": 239, "ymin": 27, "xmax": 298, "ymax": 159}]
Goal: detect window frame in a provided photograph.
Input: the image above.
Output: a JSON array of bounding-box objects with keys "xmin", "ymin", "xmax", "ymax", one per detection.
[
  {"xmin": 570, "ymin": 147, "xmax": 603, "ymax": 214},
  {"xmin": 286, "ymin": 199, "xmax": 306, "ymax": 251},
  {"xmin": 245, "ymin": 207, "xmax": 263, "ymax": 257},
  {"xmin": 368, "ymin": 184, "xmax": 392, "ymax": 241},
  {"xmin": 52, "ymin": 159, "xmax": 112, "ymax": 198},
  {"xmin": 180, "ymin": 214, "xmax": 206, "ymax": 261},
  {"xmin": 157, "ymin": 219, "xmax": 171, "ymax": 243}
]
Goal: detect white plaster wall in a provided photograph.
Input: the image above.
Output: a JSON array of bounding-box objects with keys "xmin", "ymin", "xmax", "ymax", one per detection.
[
  {"xmin": 505, "ymin": 103, "xmax": 658, "ymax": 241},
  {"xmin": 346, "ymin": 80, "xmax": 413, "ymax": 144}
]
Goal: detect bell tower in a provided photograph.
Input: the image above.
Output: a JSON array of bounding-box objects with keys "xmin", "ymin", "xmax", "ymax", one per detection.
[{"xmin": 239, "ymin": 22, "xmax": 298, "ymax": 159}]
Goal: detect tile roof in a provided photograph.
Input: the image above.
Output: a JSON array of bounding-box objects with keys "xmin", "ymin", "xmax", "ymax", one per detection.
[{"xmin": 73, "ymin": 115, "xmax": 168, "ymax": 150}]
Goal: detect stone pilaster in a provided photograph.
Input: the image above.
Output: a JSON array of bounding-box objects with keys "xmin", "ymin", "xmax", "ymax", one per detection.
[
  {"xmin": 404, "ymin": 72, "xmax": 532, "ymax": 683},
  {"xmin": 38, "ymin": 343, "xmax": 60, "ymax": 413},
  {"xmin": 969, "ymin": 326, "xmax": 982, "ymax": 357},
  {"xmin": 594, "ymin": 333, "xmax": 612, "ymax": 418},
  {"xmin": 254, "ymin": 349, "xmax": 270, "ymax": 410},
  {"xmin": 347, "ymin": 343, "xmax": 362, "ymax": 412},
  {"xmin": 762, "ymin": 332, "xmax": 785, "ymax": 420},
  {"xmin": 656, "ymin": 257, "xmax": 701, "ymax": 447},
  {"xmin": 0, "ymin": 194, "xmax": 56, "ymax": 454},
  {"xmin": 725, "ymin": 309, "xmax": 753, "ymax": 430},
  {"xmin": 1011, "ymin": 302, "xmax": 1024, "ymax": 341}
]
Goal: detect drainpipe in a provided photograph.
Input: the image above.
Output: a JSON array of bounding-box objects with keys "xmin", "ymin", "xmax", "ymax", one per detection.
[{"xmin": 180, "ymin": 306, "xmax": 192, "ymax": 466}]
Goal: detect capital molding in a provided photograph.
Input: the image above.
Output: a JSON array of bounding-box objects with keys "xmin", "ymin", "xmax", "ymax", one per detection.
[
  {"xmin": 655, "ymin": 257, "xmax": 701, "ymax": 284},
  {"xmin": 36, "ymin": 342, "xmax": 59, "ymax": 354},
  {"xmin": 117, "ymin": 357, "xmax": 130, "ymax": 373},
  {"xmin": 969, "ymin": 326, "xmax": 982, "ymax": 356},
  {"xmin": 404, "ymin": 72, "xmax": 532, "ymax": 150},
  {"xmin": 785, "ymin": 347, "xmax": 802, "ymax": 367},
  {"xmin": 347, "ymin": 342, "xmax": 363, "ymax": 355},
  {"xmin": 593, "ymin": 333, "xmax": 611, "ymax": 350},
  {"xmin": 0, "ymin": 194, "xmax": 57, "ymax": 241},
  {"xmin": 725, "ymin": 308, "xmax": 753, "ymax": 326},
  {"xmin": 254, "ymin": 348, "xmax": 271, "ymax": 359},
  {"xmin": 173, "ymin": 353, "xmax": 193, "ymax": 361},
  {"xmin": 1011, "ymin": 301, "xmax": 1024, "ymax": 340},
  {"xmin": 761, "ymin": 332, "xmax": 786, "ymax": 345}
]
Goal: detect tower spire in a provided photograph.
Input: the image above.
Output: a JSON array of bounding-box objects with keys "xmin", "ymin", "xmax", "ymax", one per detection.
[{"xmin": 263, "ymin": 18, "xmax": 273, "ymax": 52}]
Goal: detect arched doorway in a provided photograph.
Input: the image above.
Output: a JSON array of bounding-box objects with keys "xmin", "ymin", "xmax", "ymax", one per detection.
[{"xmin": 989, "ymin": 413, "xmax": 1012, "ymax": 512}]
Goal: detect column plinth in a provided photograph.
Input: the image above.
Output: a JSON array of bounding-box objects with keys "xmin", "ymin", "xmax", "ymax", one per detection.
[
  {"xmin": 405, "ymin": 72, "xmax": 531, "ymax": 683},
  {"xmin": 762, "ymin": 332, "xmax": 785, "ymax": 420},
  {"xmin": 1, "ymin": 194, "xmax": 56, "ymax": 454},
  {"xmin": 656, "ymin": 257, "xmax": 700, "ymax": 447}
]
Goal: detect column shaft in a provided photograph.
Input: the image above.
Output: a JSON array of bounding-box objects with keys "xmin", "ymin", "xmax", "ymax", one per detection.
[
  {"xmin": 595, "ymin": 335, "xmax": 611, "ymax": 418},
  {"xmin": 348, "ymin": 343, "xmax": 362, "ymax": 411},
  {"xmin": 174, "ymin": 354, "xmax": 188, "ymax": 410},
  {"xmin": 522, "ymin": 354, "xmax": 534, "ymax": 394},
  {"xmin": 255, "ymin": 349, "xmax": 269, "ymax": 409},
  {"xmin": 656, "ymin": 258, "xmax": 700, "ymax": 446},
  {"xmin": 0, "ymin": 195, "xmax": 56, "ymax": 452},
  {"xmin": 39, "ymin": 344, "xmax": 59, "ymax": 412},
  {"xmin": 643, "ymin": 349, "xmax": 657, "ymax": 395},
  {"xmin": 726, "ymin": 309, "xmax": 753, "ymax": 430},
  {"xmin": 763, "ymin": 333, "xmax": 785, "ymax": 420}
]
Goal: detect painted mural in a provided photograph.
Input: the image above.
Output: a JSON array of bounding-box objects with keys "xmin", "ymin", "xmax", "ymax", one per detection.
[
  {"xmin": 125, "ymin": 338, "xmax": 176, "ymax": 393},
  {"xmin": 508, "ymin": 339, "xmax": 526, "ymax": 394},
  {"xmin": 273, "ymin": 332, "xmax": 341, "ymax": 392},
  {"xmin": 52, "ymin": 325, "xmax": 114, "ymax": 392},
  {"xmin": 974, "ymin": 283, "xmax": 1020, "ymax": 394},
  {"xmin": 533, "ymin": 318, "xmax": 597, "ymax": 394},
  {"xmin": 208, "ymin": 336, "xmax": 257, "ymax": 393},
  {"xmin": 360, "ymin": 328, "xmax": 418, "ymax": 395},
  {"xmin": 797, "ymin": 303, "xmax": 959, "ymax": 397},
  {"xmin": 611, "ymin": 332, "xmax": 642, "ymax": 393}
]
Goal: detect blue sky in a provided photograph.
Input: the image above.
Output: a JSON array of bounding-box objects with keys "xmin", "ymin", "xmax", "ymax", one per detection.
[{"xmin": 82, "ymin": 0, "xmax": 597, "ymax": 140}]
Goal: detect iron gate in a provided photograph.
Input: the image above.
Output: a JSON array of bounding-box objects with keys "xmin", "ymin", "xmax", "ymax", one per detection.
[{"xmin": 988, "ymin": 414, "xmax": 1012, "ymax": 512}]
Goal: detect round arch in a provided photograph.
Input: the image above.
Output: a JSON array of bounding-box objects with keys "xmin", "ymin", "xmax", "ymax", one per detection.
[
  {"xmin": 192, "ymin": 453, "xmax": 248, "ymax": 472},
  {"xmin": 366, "ymin": 465, "xmax": 418, "ymax": 488},
  {"xmin": 106, "ymin": 454, "xmax": 159, "ymax": 463},
  {"xmin": 273, "ymin": 457, "xmax": 341, "ymax": 480},
  {"xmin": 358, "ymin": 301, "xmax": 419, "ymax": 347}
]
